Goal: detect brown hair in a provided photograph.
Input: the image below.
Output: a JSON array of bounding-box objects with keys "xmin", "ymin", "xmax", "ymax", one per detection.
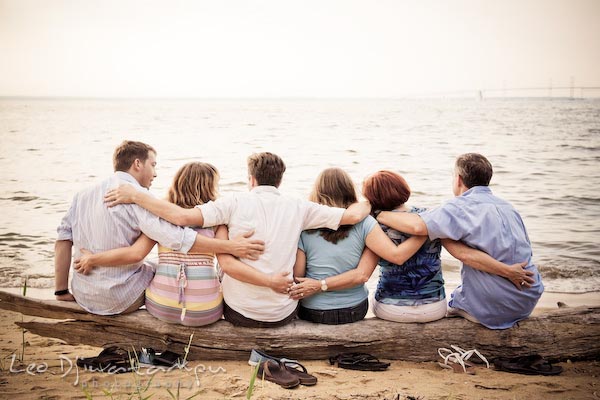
[
  {"xmin": 308, "ymin": 168, "xmax": 357, "ymax": 244},
  {"xmin": 168, "ymin": 162, "xmax": 219, "ymax": 209},
  {"xmin": 247, "ymin": 152, "xmax": 286, "ymax": 187},
  {"xmin": 455, "ymin": 153, "xmax": 493, "ymax": 188},
  {"xmin": 362, "ymin": 170, "xmax": 411, "ymax": 211},
  {"xmin": 113, "ymin": 140, "xmax": 156, "ymax": 172}
]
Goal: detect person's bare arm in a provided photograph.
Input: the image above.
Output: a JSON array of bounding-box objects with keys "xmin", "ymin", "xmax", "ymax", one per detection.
[
  {"xmin": 189, "ymin": 229, "xmax": 265, "ymax": 260},
  {"xmin": 105, "ymin": 184, "xmax": 203, "ymax": 227},
  {"xmin": 339, "ymin": 201, "xmax": 371, "ymax": 225},
  {"xmin": 215, "ymin": 226, "xmax": 292, "ymax": 294},
  {"xmin": 293, "ymin": 249, "xmax": 307, "ymax": 278},
  {"xmin": 54, "ymin": 240, "xmax": 75, "ymax": 301},
  {"xmin": 376, "ymin": 211, "xmax": 428, "ymax": 236},
  {"xmin": 289, "ymin": 248, "xmax": 379, "ymax": 299},
  {"xmin": 73, "ymin": 234, "xmax": 156, "ymax": 275},
  {"xmin": 365, "ymin": 224, "xmax": 427, "ymax": 265},
  {"xmin": 442, "ymin": 239, "xmax": 534, "ymax": 290}
]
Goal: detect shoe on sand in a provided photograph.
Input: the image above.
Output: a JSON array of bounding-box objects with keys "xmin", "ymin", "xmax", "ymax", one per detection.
[{"xmin": 257, "ymin": 359, "xmax": 301, "ymax": 389}]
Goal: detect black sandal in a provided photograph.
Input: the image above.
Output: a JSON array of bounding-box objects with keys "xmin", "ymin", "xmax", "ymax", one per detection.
[
  {"xmin": 76, "ymin": 346, "xmax": 136, "ymax": 373},
  {"xmin": 493, "ymin": 355, "xmax": 563, "ymax": 376},
  {"xmin": 329, "ymin": 352, "xmax": 390, "ymax": 371}
]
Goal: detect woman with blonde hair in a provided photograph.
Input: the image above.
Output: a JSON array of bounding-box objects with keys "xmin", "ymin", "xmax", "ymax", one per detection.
[
  {"xmin": 74, "ymin": 162, "xmax": 224, "ymax": 326},
  {"xmin": 289, "ymin": 167, "xmax": 427, "ymax": 324}
]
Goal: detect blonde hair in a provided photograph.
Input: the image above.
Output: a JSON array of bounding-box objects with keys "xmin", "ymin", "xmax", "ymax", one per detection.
[
  {"xmin": 168, "ymin": 162, "xmax": 219, "ymax": 209},
  {"xmin": 308, "ymin": 168, "xmax": 357, "ymax": 244}
]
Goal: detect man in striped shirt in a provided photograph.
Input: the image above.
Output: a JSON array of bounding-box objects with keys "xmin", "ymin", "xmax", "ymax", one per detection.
[{"xmin": 54, "ymin": 141, "xmax": 264, "ymax": 315}]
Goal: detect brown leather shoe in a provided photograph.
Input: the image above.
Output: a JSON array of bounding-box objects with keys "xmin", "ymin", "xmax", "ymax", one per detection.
[
  {"xmin": 282, "ymin": 360, "xmax": 318, "ymax": 386},
  {"xmin": 257, "ymin": 360, "xmax": 301, "ymax": 389}
]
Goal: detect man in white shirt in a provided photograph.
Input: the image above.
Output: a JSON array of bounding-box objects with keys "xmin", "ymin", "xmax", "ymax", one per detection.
[
  {"xmin": 104, "ymin": 152, "xmax": 370, "ymax": 326},
  {"xmin": 54, "ymin": 141, "xmax": 264, "ymax": 315}
]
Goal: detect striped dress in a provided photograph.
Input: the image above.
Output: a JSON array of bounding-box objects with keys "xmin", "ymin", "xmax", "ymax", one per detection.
[{"xmin": 145, "ymin": 227, "xmax": 223, "ymax": 326}]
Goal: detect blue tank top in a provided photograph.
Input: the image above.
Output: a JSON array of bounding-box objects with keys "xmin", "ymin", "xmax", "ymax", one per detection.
[{"xmin": 376, "ymin": 206, "xmax": 445, "ymax": 306}]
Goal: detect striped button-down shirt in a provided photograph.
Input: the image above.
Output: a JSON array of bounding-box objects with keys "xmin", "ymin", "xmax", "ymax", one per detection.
[{"xmin": 57, "ymin": 171, "xmax": 197, "ymax": 315}]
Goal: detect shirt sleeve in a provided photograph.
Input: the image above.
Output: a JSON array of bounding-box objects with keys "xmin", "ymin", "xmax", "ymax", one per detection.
[
  {"xmin": 419, "ymin": 200, "xmax": 469, "ymax": 241},
  {"xmin": 57, "ymin": 195, "xmax": 76, "ymax": 241},
  {"xmin": 302, "ymin": 201, "xmax": 345, "ymax": 230},
  {"xmin": 298, "ymin": 233, "xmax": 306, "ymax": 252},
  {"xmin": 129, "ymin": 205, "xmax": 197, "ymax": 254},
  {"xmin": 361, "ymin": 215, "xmax": 378, "ymax": 238},
  {"xmin": 196, "ymin": 195, "xmax": 236, "ymax": 228}
]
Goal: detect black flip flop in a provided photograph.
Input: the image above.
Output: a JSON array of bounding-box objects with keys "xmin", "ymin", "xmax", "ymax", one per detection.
[
  {"xmin": 493, "ymin": 355, "xmax": 563, "ymax": 376},
  {"xmin": 329, "ymin": 352, "xmax": 390, "ymax": 371},
  {"xmin": 76, "ymin": 346, "xmax": 136, "ymax": 373}
]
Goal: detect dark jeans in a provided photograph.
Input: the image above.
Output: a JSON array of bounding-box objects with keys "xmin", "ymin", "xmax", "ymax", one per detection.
[
  {"xmin": 223, "ymin": 302, "xmax": 298, "ymax": 328},
  {"xmin": 298, "ymin": 298, "xmax": 369, "ymax": 325}
]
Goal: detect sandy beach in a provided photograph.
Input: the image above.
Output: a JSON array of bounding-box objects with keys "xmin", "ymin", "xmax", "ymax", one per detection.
[{"xmin": 1, "ymin": 298, "xmax": 599, "ymax": 400}]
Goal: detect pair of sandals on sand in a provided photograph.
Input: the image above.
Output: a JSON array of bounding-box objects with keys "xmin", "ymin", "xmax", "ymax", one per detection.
[
  {"xmin": 77, "ymin": 346, "xmax": 183, "ymax": 373},
  {"xmin": 249, "ymin": 349, "xmax": 390, "ymax": 389},
  {"xmin": 249, "ymin": 349, "xmax": 318, "ymax": 389},
  {"xmin": 438, "ymin": 345, "xmax": 562, "ymax": 376}
]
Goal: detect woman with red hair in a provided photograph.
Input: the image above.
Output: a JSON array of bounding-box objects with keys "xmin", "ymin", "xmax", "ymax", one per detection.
[
  {"xmin": 289, "ymin": 168, "xmax": 428, "ymax": 325},
  {"xmin": 362, "ymin": 170, "xmax": 447, "ymax": 322}
]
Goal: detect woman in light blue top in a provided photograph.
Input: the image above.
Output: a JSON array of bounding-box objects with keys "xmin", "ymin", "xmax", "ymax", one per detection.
[{"xmin": 290, "ymin": 168, "xmax": 428, "ymax": 325}]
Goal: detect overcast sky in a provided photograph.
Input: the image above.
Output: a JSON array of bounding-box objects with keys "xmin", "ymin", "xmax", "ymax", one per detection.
[{"xmin": 1, "ymin": 0, "xmax": 599, "ymax": 97}]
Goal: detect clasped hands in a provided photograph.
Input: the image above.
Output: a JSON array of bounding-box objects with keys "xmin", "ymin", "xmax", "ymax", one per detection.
[{"xmin": 268, "ymin": 273, "xmax": 320, "ymax": 299}]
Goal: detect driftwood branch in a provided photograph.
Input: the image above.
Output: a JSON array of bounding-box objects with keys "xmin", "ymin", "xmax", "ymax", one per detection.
[{"xmin": 1, "ymin": 290, "xmax": 598, "ymax": 362}]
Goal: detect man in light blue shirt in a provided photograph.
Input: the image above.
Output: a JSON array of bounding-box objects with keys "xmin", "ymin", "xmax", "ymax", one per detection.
[{"xmin": 377, "ymin": 153, "xmax": 543, "ymax": 329}]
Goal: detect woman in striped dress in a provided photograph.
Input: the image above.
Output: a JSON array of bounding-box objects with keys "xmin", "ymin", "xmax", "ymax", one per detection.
[{"xmin": 75, "ymin": 162, "xmax": 223, "ymax": 326}]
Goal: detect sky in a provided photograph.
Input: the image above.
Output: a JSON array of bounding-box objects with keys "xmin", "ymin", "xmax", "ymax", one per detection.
[{"xmin": 0, "ymin": 0, "xmax": 599, "ymax": 98}]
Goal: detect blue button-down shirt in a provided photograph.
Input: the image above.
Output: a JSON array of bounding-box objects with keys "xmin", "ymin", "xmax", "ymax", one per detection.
[{"xmin": 420, "ymin": 186, "xmax": 544, "ymax": 329}]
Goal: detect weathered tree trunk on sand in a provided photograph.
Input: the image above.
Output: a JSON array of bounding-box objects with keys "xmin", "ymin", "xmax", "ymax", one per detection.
[{"xmin": 1, "ymin": 290, "xmax": 598, "ymax": 362}]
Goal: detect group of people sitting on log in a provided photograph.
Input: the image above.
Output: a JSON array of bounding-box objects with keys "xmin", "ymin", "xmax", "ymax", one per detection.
[{"xmin": 54, "ymin": 141, "xmax": 543, "ymax": 330}]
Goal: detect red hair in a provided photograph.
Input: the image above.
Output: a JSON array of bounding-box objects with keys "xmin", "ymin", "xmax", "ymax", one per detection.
[{"xmin": 362, "ymin": 170, "xmax": 411, "ymax": 211}]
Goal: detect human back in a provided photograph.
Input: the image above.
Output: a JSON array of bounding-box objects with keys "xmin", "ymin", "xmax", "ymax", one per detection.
[
  {"xmin": 362, "ymin": 170, "xmax": 446, "ymax": 323},
  {"xmin": 375, "ymin": 206, "xmax": 444, "ymax": 305},
  {"xmin": 297, "ymin": 168, "xmax": 376, "ymax": 317},
  {"xmin": 202, "ymin": 153, "xmax": 347, "ymax": 324},
  {"xmin": 439, "ymin": 186, "xmax": 543, "ymax": 326},
  {"xmin": 56, "ymin": 140, "xmax": 199, "ymax": 315},
  {"xmin": 419, "ymin": 153, "xmax": 544, "ymax": 328},
  {"xmin": 66, "ymin": 174, "xmax": 156, "ymax": 314},
  {"xmin": 215, "ymin": 183, "xmax": 346, "ymax": 322},
  {"xmin": 145, "ymin": 162, "xmax": 223, "ymax": 326}
]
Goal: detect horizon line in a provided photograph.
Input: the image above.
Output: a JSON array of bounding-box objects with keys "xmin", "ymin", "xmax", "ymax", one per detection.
[{"xmin": 1, "ymin": 94, "xmax": 600, "ymax": 101}]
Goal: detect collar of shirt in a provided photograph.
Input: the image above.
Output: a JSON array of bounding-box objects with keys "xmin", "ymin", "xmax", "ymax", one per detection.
[
  {"xmin": 114, "ymin": 171, "xmax": 143, "ymax": 188},
  {"xmin": 250, "ymin": 185, "xmax": 281, "ymax": 196},
  {"xmin": 462, "ymin": 186, "xmax": 492, "ymax": 197}
]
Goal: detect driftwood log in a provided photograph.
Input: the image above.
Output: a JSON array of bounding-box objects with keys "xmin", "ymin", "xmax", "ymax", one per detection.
[{"xmin": 1, "ymin": 290, "xmax": 598, "ymax": 362}]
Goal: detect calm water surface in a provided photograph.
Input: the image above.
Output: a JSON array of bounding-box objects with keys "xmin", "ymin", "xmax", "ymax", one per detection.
[{"xmin": 0, "ymin": 98, "xmax": 598, "ymax": 294}]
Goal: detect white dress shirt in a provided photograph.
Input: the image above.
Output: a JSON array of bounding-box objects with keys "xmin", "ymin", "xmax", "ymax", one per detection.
[{"xmin": 198, "ymin": 185, "xmax": 345, "ymax": 321}]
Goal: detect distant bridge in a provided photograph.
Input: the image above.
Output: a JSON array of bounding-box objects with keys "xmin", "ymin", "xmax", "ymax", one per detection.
[
  {"xmin": 415, "ymin": 85, "xmax": 600, "ymax": 99},
  {"xmin": 477, "ymin": 86, "xmax": 600, "ymax": 99}
]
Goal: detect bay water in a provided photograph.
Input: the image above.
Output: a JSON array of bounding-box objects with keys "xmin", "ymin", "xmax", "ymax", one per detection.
[{"xmin": 0, "ymin": 98, "xmax": 598, "ymax": 296}]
